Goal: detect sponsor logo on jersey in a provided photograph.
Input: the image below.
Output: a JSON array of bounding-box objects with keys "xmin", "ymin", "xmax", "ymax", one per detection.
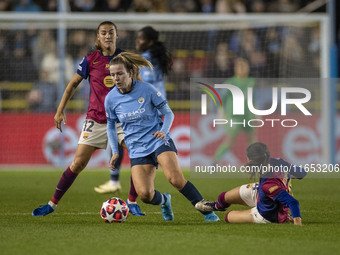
[
  {"xmin": 138, "ymin": 97, "xmax": 144, "ymax": 104},
  {"xmin": 157, "ymin": 91, "xmax": 162, "ymax": 97},
  {"xmin": 119, "ymin": 108, "xmax": 145, "ymax": 119},
  {"xmin": 269, "ymin": 185, "xmax": 279, "ymax": 193},
  {"xmin": 104, "ymin": 76, "xmax": 114, "ymax": 87},
  {"xmin": 92, "ymin": 61, "xmax": 100, "ymax": 65}
]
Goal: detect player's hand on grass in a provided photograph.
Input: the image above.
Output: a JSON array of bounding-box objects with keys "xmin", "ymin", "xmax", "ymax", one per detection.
[
  {"xmin": 293, "ymin": 217, "xmax": 302, "ymax": 226},
  {"xmin": 152, "ymin": 131, "xmax": 166, "ymax": 140},
  {"xmin": 54, "ymin": 111, "xmax": 66, "ymax": 133},
  {"xmin": 109, "ymin": 153, "xmax": 119, "ymax": 170}
]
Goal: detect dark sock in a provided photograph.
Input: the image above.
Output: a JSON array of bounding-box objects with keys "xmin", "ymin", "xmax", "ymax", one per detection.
[
  {"xmin": 216, "ymin": 191, "xmax": 230, "ymax": 210},
  {"xmin": 179, "ymin": 181, "xmax": 209, "ymax": 215},
  {"xmin": 128, "ymin": 175, "xmax": 138, "ymax": 202},
  {"xmin": 110, "ymin": 169, "xmax": 120, "ymax": 182},
  {"xmin": 144, "ymin": 190, "xmax": 166, "ymax": 205},
  {"xmin": 51, "ymin": 167, "xmax": 78, "ymax": 204}
]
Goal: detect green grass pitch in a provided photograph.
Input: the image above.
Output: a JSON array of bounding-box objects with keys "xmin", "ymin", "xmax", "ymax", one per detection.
[{"xmin": 0, "ymin": 169, "xmax": 340, "ymax": 255}]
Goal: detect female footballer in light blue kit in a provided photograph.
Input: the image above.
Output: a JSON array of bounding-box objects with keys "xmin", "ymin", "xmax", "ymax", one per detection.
[
  {"xmin": 96, "ymin": 26, "xmax": 173, "ymax": 201},
  {"xmin": 135, "ymin": 26, "xmax": 172, "ymax": 98},
  {"xmin": 105, "ymin": 51, "xmax": 219, "ymax": 222}
]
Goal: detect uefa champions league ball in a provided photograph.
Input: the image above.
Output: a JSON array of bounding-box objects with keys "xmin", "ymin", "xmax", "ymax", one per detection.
[{"xmin": 100, "ymin": 197, "xmax": 129, "ymax": 223}]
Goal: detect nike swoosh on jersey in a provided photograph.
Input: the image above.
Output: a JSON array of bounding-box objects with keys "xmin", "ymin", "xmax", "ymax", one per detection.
[{"xmin": 93, "ymin": 61, "xmax": 100, "ymax": 65}]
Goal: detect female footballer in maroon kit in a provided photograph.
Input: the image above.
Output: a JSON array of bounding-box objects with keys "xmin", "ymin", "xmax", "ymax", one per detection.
[
  {"xmin": 196, "ymin": 142, "xmax": 306, "ymax": 225},
  {"xmin": 33, "ymin": 21, "xmax": 142, "ymax": 216}
]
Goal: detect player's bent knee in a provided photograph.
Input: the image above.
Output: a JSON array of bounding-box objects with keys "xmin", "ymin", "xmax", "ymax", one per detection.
[{"xmin": 138, "ymin": 190, "xmax": 154, "ymax": 203}]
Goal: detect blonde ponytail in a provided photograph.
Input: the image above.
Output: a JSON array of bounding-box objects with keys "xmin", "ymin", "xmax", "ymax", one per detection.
[{"xmin": 110, "ymin": 51, "xmax": 153, "ymax": 78}]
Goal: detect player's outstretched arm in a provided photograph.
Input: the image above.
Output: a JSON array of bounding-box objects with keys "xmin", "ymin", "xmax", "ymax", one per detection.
[
  {"xmin": 274, "ymin": 190, "xmax": 302, "ymax": 225},
  {"xmin": 54, "ymin": 73, "xmax": 83, "ymax": 132}
]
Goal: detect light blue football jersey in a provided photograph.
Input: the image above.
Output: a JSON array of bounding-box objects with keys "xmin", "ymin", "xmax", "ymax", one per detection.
[
  {"xmin": 105, "ymin": 80, "xmax": 170, "ymax": 158},
  {"xmin": 139, "ymin": 50, "xmax": 166, "ymax": 98}
]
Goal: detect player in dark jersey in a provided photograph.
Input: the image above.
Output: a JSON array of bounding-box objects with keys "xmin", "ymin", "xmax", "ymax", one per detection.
[
  {"xmin": 32, "ymin": 21, "xmax": 143, "ymax": 216},
  {"xmin": 105, "ymin": 51, "xmax": 220, "ymax": 222},
  {"xmin": 196, "ymin": 142, "xmax": 306, "ymax": 225}
]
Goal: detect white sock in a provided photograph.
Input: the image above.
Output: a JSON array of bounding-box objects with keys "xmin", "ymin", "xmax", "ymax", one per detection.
[
  {"xmin": 109, "ymin": 180, "xmax": 120, "ymax": 186},
  {"xmin": 127, "ymin": 199, "xmax": 137, "ymax": 205},
  {"xmin": 160, "ymin": 194, "xmax": 165, "ymax": 205},
  {"xmin": 48, "ymin": 201, "xmax": 57, "ymax": 210}
]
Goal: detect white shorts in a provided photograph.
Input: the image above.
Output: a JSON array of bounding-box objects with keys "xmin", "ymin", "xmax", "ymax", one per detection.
[
  {"xmin": 78, "ymin": 119, "xmax": 125, "ymax": 149},
  {"xmin": 250, "ymin": 207, "xmax": 271, "ymax": 224},
  {"xmin": 239, "ymin": 182, "xmax": 259, "ymax": 207},
  {"xmin": 239, "ymin": 183, "xmax": 271, "ymax": 224}
]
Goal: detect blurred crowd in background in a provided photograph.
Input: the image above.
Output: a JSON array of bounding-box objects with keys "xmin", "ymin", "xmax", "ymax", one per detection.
[
  {"xmin": 0, "ymin": 0, "xmax": 337, "ymax": 113},
  {"xmin": 0, "ymin": 0, "xmax": 324, "ymax": 13}
]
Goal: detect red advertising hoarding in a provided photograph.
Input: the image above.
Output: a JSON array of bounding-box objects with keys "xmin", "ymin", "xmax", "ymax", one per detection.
[{"xmin": 0, "ymin": 113, "xmax": 336, "ymax": 167}]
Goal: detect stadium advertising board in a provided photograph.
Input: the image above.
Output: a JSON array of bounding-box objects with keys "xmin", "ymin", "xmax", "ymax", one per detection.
[{"xmin": 0, "ymin": 112, "xmax": 332, "ymax": 168}]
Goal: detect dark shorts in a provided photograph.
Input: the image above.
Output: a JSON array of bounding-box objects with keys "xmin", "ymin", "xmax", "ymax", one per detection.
[{"xmin": 130, "ymin": 139, "xmax": 177, "ymax": 168}]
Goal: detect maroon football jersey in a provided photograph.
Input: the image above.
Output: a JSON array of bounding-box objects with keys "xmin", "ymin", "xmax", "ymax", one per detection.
[{"xmin": 77, "ymin": 49, "xmax": 123, "ymax": 123}]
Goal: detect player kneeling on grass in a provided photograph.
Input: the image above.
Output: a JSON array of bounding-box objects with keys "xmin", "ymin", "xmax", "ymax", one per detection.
[
  {"xmin": 196, "ymin": 142, "xmax": 306, "ymax": 225},
  {"xmin": 105, "ymin": 51, "xmax": 219, "ymax": 222}
]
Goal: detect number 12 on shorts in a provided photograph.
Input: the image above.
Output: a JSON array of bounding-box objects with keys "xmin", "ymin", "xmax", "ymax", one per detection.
[{"xmin": 83, "ymin": 120, "xmax": 94, "ymax": 132}]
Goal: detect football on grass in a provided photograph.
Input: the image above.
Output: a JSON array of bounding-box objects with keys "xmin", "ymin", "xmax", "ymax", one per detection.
[{"xmin": 100, "ymin": 197, "xmax": 129, "ymax": 223}]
